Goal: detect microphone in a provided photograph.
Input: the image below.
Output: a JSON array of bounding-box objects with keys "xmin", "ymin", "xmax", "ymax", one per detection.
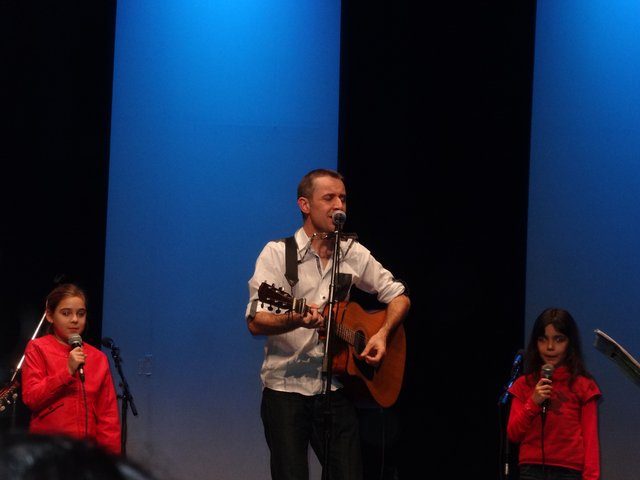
[
  {"xmin": 541, "ymin": 363, "xmax": 555, "ymax": 414},
  {"xmin": 332, "ymin": 210, "xmax": 346, "ymax": 228},
  {"xmin": 101, "ymin": 337, "xmax": 114, "ymax": 349},
  {"xmin": 498, "ymin": 349, "xmax": 525, "ymax": 405},
  {"xmin": 68, "ymin": 334, "xmax": 85, "ymax": 382},
  {"xmin": 510, "ymin": 349, "xmax": 524, "ymax": 375}
]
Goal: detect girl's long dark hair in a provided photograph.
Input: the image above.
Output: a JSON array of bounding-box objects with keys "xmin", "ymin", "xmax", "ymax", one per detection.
[{"xmin": 522, "ymin": 307, "xmax": 594, "ymax": 389}]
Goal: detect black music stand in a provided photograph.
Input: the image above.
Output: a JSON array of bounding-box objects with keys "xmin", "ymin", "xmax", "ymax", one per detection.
[{"xmin": 593, "ymin": 329, "xmax": 640, "ymax": 387}]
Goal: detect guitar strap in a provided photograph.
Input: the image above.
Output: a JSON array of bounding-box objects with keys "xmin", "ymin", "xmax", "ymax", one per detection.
[
  {"xmin": 284, "ymin": 236, "xmax": 298, "ymax": 288},
  {"xmin": 285, "ymin": 235, "xmax": 351, "ymax": 300}
]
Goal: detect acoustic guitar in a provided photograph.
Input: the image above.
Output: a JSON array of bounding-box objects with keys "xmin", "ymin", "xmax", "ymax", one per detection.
[{"xmin": 258, "ymin": 282, "xmax": 406, "ymax": 407}]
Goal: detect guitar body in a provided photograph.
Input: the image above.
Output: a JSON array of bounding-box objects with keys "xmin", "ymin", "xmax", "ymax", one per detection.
[
  {"xmin": 258, "ymin": 282, "xmax": 406, "ymax": 408},
  {"xmin": 329, "ymin": 301, "xmax": 406, "ymax": 408}
]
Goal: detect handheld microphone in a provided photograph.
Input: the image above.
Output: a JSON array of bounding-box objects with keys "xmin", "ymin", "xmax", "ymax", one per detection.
[
  {"xmin": 68, "ymin": 334, "xmax": 85, "ymax": 382},
  {"xmin": 332, "ymin": 210, "xmax": 346, "ymax": 228},
  {"xmin": 541, "ymin": 363, "xmax": 555, "ymax": 414}
]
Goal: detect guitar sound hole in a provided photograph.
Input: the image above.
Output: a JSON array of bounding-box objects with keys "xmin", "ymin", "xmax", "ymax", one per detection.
[{"xmin": 354, "ymin": 331, "xmax": 366, "ymax": 354}]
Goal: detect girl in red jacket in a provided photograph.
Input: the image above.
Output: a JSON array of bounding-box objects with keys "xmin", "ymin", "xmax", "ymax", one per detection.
[
  {"xmin": 507, "ymin": 308, "xmax": 601, "ymax": 480},
  {"xmin": 21, "ymin": 283, "xmax": 121, "ymax": 455}
]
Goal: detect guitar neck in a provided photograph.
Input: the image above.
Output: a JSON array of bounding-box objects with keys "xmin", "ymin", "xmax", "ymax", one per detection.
[
  {"xmin": 302, "ymin": 302, "xmax": 356, "ymax": 348},
  {"xmin": 258, "ymin": 283, "xmax": 357, "ymax": 348},
  {"xmin": 0, "ymin": 380, "xmax": 19, "ymax": 412},
  {"xmin": 333, "ymin": 322, "xmax": 356, "ymax": 347}
]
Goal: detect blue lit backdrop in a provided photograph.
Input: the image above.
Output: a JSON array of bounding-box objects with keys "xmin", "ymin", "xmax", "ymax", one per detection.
[
  {"xmin": 104, "ymin": 2, "xmax": 340, "ymax": 479},
  {"xmin": 527, "ymin": 2, "xmax": 640, "ymax": 479}
]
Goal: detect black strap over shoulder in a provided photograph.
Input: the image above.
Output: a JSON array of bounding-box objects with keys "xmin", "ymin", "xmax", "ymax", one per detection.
[
  {"xmin": 284, "ymin": 234, "xmax": 353, "ymax": 300},
  {"xmin": 285, "ymin": 236, "xmax": 298, "ymax": 287}
]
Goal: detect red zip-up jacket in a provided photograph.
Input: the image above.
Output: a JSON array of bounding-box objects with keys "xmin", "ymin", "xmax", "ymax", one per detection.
[
  {"xmin": 21, "ymin": 334, "xmax": 121, "ymax": 455},
  {"xmin": 507, "ymin": 366, "xmax": 601, "ymax": 480}
]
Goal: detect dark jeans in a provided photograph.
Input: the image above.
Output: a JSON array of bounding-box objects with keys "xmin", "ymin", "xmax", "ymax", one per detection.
[
  {"xmin": 261, "ymin": 387, "xmax": 363, "ymax": 480},
  {"xmin": 519, "ymin": 464, "xmax": 582, "ymax": 480}
]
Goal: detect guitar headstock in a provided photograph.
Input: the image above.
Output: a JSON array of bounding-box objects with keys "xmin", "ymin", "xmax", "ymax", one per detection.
[
  {"xmin": 258, "ymin": 282, "xmax": 307, "ymax": 314},
  {"xmin": 0, "ymin": 379, "xmax": 20, "ymax": 412}
]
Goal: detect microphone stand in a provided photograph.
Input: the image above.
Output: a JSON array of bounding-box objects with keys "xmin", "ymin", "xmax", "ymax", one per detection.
[
  {"xmin": 498, "ymin": 398, "xmax": 515, "ymax": 480},
  {"xmin": 104, "ymin": 338, "xmax": 138, "ymax": 457},
  {"xmin": 497, "ymin": 351, "xmax": 523, "ymax": 480},
  {"xmin": 320, "ymin": 221, "xmax": 344, "ymax": 480}
]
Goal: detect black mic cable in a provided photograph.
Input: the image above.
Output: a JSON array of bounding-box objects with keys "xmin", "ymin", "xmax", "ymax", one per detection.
[
  {"xmin": 540, "ymin": 363, "xmax": 555, "ymax": 475},
  {"xmin": 540, "ymin": 363, "xmax": 555, "ymax": 416}
]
